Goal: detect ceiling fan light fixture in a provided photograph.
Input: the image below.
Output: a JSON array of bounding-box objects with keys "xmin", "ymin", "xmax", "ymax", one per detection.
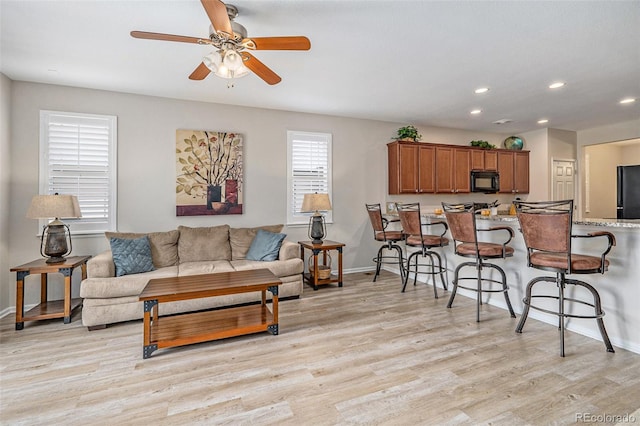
[
  {"xmin": 223, "ymin": 49, "xmax": 243, "ymax": 71},
  {"xmin": 203, "ymin": 51, "xmax": 222, "ymax": 72}
]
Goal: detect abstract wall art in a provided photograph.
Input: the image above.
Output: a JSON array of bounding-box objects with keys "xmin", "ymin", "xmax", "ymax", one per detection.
[{"xmin": 176, "ymin": 129, "xmax": 243, "ymax": 216}]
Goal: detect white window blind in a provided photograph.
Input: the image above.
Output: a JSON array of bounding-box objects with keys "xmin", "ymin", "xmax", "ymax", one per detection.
[
  {"xmin": 40, "ymin": 111, "xmax": 117, "ymax": 234},
  {"xmin": 287, "ymin": 131, "xmax": 333, "ymax": 225}
]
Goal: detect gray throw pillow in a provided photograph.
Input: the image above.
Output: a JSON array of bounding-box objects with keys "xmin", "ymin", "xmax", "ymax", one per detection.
[
  {"xmin": 245, "ymin": 229, "xmax": 287, "ymax": 261},
  {"xmin": 109, "ymin": 236, "xmax": 155, "ymax": 277}
]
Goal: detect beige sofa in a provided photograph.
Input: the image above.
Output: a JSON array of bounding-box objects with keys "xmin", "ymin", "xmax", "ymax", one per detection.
[{"xmin": 80, "ymin": 224, "xmax": 304, "ymax": 329}]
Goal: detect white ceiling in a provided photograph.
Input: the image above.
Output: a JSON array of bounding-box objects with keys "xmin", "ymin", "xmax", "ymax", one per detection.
[{"xmin": 1, "ymin": 0, "xmax": 639, "ymax": 135}]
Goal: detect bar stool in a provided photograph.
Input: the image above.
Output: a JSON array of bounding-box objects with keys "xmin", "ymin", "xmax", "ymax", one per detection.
[
  {"xmin": 514, "ymin": 199, "xmax": 615, "ymax": 357},
  {"xmin": 442, "ymin": 202, "xmax": 516, "ymax": 322},
  {"xmin": 365, "ymin": 203, "xmax": 405, "ymax": 282},
  {"xmin": 397, "ymin": 203, "xmax": 449, "ymax": 297}
]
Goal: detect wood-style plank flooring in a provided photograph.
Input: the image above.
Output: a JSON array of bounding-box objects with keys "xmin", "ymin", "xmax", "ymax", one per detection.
[{"xmin": 1, "ymin": 271, "xmax": 639, "ymax": 425}]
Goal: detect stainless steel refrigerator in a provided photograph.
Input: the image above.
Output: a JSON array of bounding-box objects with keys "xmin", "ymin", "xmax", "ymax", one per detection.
[{"xmin": 617, "ymin": 165, "xmax": 640, "ymax": 219}]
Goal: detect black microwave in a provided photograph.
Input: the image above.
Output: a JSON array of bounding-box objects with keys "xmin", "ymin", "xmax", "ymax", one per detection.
[{"xmin": 471, "ymin": 170, "xmax": 500, "ymax": 193}]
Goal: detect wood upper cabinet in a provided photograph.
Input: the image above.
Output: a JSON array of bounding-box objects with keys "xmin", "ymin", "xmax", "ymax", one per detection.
[
  {"xmin": 435, "ymin": 146, "xmax": 471, "ymax": 193},
  {"xmin": 388, "ymin": 141, "xmax": 528, "ymax": 195},
  {"xmin": 484, "ymin": 151, "xmax": 498, "ymax": 171},
  {"xmin": 387, "ymin": 141, "xmax": 435, "ymax": 194},
  {"xmin": 471, "ymin": 149, "xmax": 498, "ymax": 171},
  {"xmin": 497, "ymin": 151, "xmax": 529, "ymax": 194}
]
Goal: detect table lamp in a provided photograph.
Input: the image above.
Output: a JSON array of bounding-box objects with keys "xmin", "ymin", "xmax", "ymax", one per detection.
[
  {"xmin": 26, "ymin": 194, "xmax": 82, "ymax": 263},
  {"xmin": 301, "ymin": 193, "xmax": 332, "ymax": 244}
]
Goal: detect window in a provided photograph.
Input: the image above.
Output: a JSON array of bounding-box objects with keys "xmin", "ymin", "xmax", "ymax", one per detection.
[
  {"xmin": 286, "ymin": 131, "xmax": 332, "ymax": 225},
  {"xmin": 39, "ymin": 110, "xmax": 117, "ymax": 234}
]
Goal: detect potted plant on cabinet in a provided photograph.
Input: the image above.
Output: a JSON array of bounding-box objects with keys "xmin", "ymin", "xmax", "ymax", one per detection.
[
  {"xmin": 394, "ymin": 125, "xmax": 422, "ymax": 142},
  {"xmin": 469, "ymin": 140, "xmax": 496, "ymax": 149}
]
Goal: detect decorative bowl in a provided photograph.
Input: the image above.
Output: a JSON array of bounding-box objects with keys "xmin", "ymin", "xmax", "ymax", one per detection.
[{"xmin": 504, "ymin": 136, "xmax": 524, "ymax": 150}]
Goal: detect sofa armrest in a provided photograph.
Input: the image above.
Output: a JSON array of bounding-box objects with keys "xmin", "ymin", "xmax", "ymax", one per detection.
[
  {"xmin": 87, "ymin": 250, "xmax": 116, "ymax": 278},
  {"xmin": 279, "ymin": 240, "xmax": 300, "ymax": 261}
]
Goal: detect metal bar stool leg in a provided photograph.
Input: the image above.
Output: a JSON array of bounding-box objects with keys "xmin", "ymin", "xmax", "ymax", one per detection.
[
  {"xmin": 486, "ymin": 263, "xmax": 516, "ymax": 318},
  {"xmin": 402, "ymin": 251, "xmax": 419, "ymax": 293},
  {"xmin": 393, "ymin": 244, "xmax": 405, "ymax": 281},
  {"xmin": 432, "ymin": 251, "xmax": 448, "ymax": 291},
  {"xmin": 373, "ymin": 245, "xmax": 385, "ymax": 282},
  {"xmin": 516, "ymin": 276, "xmax": 549, "ymax": 333},
  {"xmin": 577, "ymin": 280, "xmax": 615, "ymax": 353},
  {"xmin": 558, "ymin": 276, "xmax": 566, "ymax": 357},
  {"xmin": 423, "ymin": 250, "xmax": 439, "ymax": 299},
  {"xmin": 476, "ymin": 263, "xmax": 482, "ymax": 322},
  {"xmin": 447, "ymin": 262, "xmax": 469, "ymax": 308}
]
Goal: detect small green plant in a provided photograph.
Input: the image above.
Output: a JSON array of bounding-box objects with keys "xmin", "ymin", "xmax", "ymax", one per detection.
[
  {"xmin": 470, "ymin": 140, "xmax": 496, "ymax": 149},
  {"xmin": 394, "ymin": 125, "xmax": 421, "ymax": 142}
]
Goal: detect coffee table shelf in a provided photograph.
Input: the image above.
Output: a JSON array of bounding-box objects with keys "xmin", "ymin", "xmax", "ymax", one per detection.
[
  {"xmin": 150, "ymin": 304, "xmax": 275, "ymax": 349},
  {"xmin": 139, "ymin": 269, "xmax": 281, "ymax": 358}
]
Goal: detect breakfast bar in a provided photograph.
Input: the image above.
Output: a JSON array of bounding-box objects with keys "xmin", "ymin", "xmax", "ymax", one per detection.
[{"xmin": 396, "ymin": 213, "xmax": 640, "ymax": 354}]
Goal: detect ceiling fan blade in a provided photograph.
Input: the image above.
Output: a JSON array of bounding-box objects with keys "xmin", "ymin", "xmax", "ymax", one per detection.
[
  {"xmin": 201, "ymin": 0, "xmax": 233, "ymax": 36},
  {"xmin": 241, "ymin": 52, "xmax": 281, "ymax": 85},
  {"xmin": 189, "ymin": 62, "xmax": 211, "ymax": 80},
  {"xmin": 245, "ymin": 36, "xmax": 311, "ymax": 51},
  {"xmin": 130, "ymin": 31, "xmax": 207, "ymax": 45}
]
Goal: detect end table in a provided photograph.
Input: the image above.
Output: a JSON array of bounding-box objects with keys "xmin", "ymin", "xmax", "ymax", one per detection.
[
  {"xmin": 299, "ymin": 240, "xmax": 345, "ymax": 290},
  {"xmin": 10, "ymin": 255, "xmax": 91, "ymax": 330}
]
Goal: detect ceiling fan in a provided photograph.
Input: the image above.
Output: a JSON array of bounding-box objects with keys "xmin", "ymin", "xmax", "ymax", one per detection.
[{"xmin": 131, "ymin": 0, "xmax": 310, "ymax": 86}]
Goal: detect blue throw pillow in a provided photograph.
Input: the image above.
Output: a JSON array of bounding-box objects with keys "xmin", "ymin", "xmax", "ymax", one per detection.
[
  {"xmin": 109, "ymin": 236, "xmax": 155, "ymax": 277},
  {"xmin": 246, "ymin": 229, "xmax": 287, "ymax": 261}
]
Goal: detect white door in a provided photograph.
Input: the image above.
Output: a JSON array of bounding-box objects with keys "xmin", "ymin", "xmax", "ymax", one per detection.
[{"xmin": 552, "ymin": 160, "xmax": 576, "ymax": 201}]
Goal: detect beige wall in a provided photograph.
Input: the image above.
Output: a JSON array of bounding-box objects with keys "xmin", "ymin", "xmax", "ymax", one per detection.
[
  {"xmin": 577, "ymin": 119, "xmax": 640, "ymax": 219},
  {"xmin": 584, "ymin": 144, "xmax": 621, "ymax": 218},
  {"xmin": 5, "ymin": 80, "xmax": 516, "ymax": 313},
  {"xmin": 0, "ymin": 74, "xmax": 11, "ymax": 313},
  {"xmin": 621, "ymin": 143, "xmax": 640, "ymax": 165}
]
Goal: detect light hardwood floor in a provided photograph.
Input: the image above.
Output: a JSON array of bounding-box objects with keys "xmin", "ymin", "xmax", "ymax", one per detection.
[{"xmin": 1, "ymin": 271, "xmax": 639, "ymax": 425}]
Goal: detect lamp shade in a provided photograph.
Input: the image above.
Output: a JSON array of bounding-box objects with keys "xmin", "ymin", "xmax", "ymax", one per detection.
[
  {"xmin": 26, "ymin": 194, "xmax": 82, "ymax": 219},
  {"xmin": 301, "ymin": 193, "xmax": 332, "ymax": 213}
]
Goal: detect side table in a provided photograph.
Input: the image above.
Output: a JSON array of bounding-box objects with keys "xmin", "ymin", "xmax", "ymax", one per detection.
[
  {"xmin": 10, "ymin": 255, "xmax": 91, "ymax": 330},
  {"xmin": 299, "ymin": 240, "xmax": 345, "ymax": 290}
]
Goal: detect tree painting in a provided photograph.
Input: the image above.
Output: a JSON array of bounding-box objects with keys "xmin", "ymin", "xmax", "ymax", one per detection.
[{"xmin": 176, "ymin": 129, "xmax": 243, "ymax": 216}]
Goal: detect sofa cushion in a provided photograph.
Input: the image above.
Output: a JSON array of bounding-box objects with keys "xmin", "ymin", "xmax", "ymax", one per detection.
[
  {"xmin": 229, "ymin": 225, "xmax": 284, "ymax": 260},
  {"xmin": 178, "ymin": 225, "xmax": 231, "ymax": 262},
  {"xmin": 109, "ymin": 236, "xmax": 155, "ymax": 277},
  {"xmin": 246, "ymin": 229, "xmax": 287, "ymax": 261},
  {"xmin": 80, "ymin": 266, "xmax": 179, "ymax": 298},
  {"xmin": 105, "ymin": 230, "xmax": 179, "ymax": 268},
  {"xmin": 178, "ymin": 260, "xmax": 235, "ymax": 276},
  {"xmin": 231, "ymin": 258, "xmax": 304, "ymax": 278}
]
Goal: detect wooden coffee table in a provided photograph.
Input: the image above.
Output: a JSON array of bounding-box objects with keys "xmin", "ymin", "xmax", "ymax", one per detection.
[{"xmin": 138, "ymin": 269, "xmax": 282, "ymax": 359}]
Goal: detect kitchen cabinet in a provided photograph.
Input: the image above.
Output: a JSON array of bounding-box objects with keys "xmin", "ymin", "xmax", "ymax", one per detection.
[
  {"xmin": 497, "ymin": 151, "xmax": 529, "ymax": 194},
  {"xmin": 387, "ymin": 141, "xmax": 435, "ymax": 194},
  {"xmin": 387, "ymin": 141, "xmax": 528, "ymax": 195},
  {"xmin": 471, "ymin": 149, "xmax": 498, "ymax": 171},
  {"xmin": 435, "ymin": 146, "xmax": 471, "ymax": 193}
]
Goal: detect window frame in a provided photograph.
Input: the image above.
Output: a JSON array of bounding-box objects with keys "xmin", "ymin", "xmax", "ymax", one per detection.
[
  {"xmin": 286, "ymin": 130, "xmax": 333, "ymax": 226},
  {"xmin": 39, "ymin": 110, "xmax": 118, "ymax": 235}
]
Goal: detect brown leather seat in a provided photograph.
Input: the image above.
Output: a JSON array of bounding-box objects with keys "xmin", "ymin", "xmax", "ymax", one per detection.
[
  {"xmin": 515, "ymin": 199, "xmax": 615, "ymax": 357},
  {"xmin": 442, "ymin": 202, "xmax": 516, "ymax": 322},
  {"xmin": 366, "ymin": 203, "xmax": 405, "ymax": 282},
  {"xmin": 397, "ymin": 203, "xmax": 449, "ymax": 297}
]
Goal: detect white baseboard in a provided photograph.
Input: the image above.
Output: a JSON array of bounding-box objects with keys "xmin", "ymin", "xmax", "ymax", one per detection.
[{"xmin": 0, "ymin": 304, "xmax": 37, "ymax": 319}]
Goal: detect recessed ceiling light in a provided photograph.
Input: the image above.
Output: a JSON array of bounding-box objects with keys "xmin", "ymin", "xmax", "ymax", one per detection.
[
  {"xmin": 474, "ymin": 87, "xmax": 489, "ymax": 94},
  {"xmin": 549, "ymin": 82, "xmax": 565, "ymax": 89},
  {"xmin": 620, "ymin": 98, "xmax": 636, "ymax": 104},
  {"xmin": 537, "ymin": 119, "xmax": 549, "ymax": 124},
  {"xmin": 470, "ymin": 109, "xmax": 482, "ymax": 115}
]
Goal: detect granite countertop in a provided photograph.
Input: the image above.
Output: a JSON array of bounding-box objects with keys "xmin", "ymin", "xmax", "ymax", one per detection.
[{"xmin": 387, "ymin": 213, "xmax": 640, "ymax": 229}]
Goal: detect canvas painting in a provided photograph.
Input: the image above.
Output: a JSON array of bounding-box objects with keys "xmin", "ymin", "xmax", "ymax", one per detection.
[{"xmin": 176, "ymin": 129, "xmax": 243, "ymax": 216}]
